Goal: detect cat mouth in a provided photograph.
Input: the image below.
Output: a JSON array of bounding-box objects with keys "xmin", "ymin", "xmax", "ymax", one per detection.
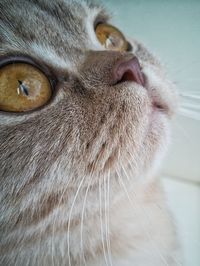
[
  {"xmin": 112, "ymin": 55, "xmax": 172, "ymax": 116},
  {"xmin": 142, "ymin": 74, "xmax": 171, "ymax": 116},
  {"xmin": 150, "ymin": 96, "xmax": 170, "ymax": 114}
]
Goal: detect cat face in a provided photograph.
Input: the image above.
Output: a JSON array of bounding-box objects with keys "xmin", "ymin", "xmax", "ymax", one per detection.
[{"xmin": 0, "ymin": 0, "xmax": 177, "ymax": 202}]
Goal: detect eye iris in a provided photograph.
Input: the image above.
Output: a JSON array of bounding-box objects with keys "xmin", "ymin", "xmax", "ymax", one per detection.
[
  {"xmin": 0, "ymin": 63, "xmax": 52, "ymax": 112},
  {"xmin": 95, "ymin": 23, "xmax": 128, "ymax": 52}
]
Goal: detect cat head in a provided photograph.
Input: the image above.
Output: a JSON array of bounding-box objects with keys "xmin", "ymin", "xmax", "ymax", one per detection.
[{"xmin": 0, "ymin": 0, "xmax": 177, "ymax": 200}]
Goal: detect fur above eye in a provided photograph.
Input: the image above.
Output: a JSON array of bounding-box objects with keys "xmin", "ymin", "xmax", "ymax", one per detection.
[
  {"xmin": 95, "ymin": 23, "xmax": 129, "ymax": 52},
  {"xmin": 0, "ymin": 63, "xmax": 52, "ymax": 112}
]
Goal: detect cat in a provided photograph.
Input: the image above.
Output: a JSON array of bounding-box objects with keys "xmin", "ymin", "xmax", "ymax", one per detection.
[{"xmin": 0, "ymin": 0, "xmax": 181, "ymax": 265}]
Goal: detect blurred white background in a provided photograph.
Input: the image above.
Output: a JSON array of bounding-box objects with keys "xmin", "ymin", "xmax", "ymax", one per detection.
[{"xmin": 101, "ymin": 0, "xmax": 200, "ymax": 265}]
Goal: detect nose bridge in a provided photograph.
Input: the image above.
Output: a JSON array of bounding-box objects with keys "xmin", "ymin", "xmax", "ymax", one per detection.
[
  {"xmin": 80, "ymin": 50, "xmax": 134, "ymax": 85},
  {"xmin": 84, "ymin": 50, "xmax": 124, "ymax": 66}
]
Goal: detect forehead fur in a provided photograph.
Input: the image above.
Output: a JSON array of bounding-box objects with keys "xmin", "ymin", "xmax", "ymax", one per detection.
[{"xmin": 0, "ymin": 0, "xmax": 109, "ymax": 65}]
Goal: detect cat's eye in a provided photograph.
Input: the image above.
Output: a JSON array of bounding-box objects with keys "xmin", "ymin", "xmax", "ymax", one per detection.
[
  {"xmin": 0, "ymin": 63, "xmax": 52, "ymax": 112},
  {"xmin": 95, "ymin": 23, "xmax": 129, "ymax": 52}
]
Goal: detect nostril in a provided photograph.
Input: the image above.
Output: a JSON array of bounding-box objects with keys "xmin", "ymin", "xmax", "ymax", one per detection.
[
  {"xmin": 113, "ymin": 56, "xmax": 145, "ymax": 86},
  {"xmin": 120, "ymin": 70, "xmax": 137, "ymax": 83}
]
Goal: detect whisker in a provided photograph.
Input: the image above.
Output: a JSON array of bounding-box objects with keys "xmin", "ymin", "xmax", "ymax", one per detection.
[
  {"xmin": 104, "ymin": 173, "xmax": 113, "ymax": 266},
  {"xmin": 51, "ymin": 174, "xmax": 73, "ymax": 266},
  {"xmin": 99, "ymin": 179, "xmax": 109, "ymax": 266},
  {"xmin": 172, "ymin": 60, "xmax": 200, "ymax": 75},
  {"xmin": 120, "ymin": 162, "xmax": 130, "ymax": 181},
  {"xmin": 116, "ymin": 167, "xmax": 171, "ymax": 266},
  {"xmin": 80, "ymin": 173, "xmax": 94, "ymax": 266},
  {"xmin": 181, "ymin": 102, "xmax": 200, "ymax": 111},
  {"xmin": 181, "ymin": 78, "xmax": 200, "ymax": 82},
  {"xmin": 80, "ymin": 143, "xmax": 110, "ymax": 263},
  {"xmin": 181, "ymin": 88, "xmax": 200, "ymax": 93},
  {"xmin": 50, "ymin": 128, "xmax": 81, "ymax": 264},
  {"xmin": 177, "ymin": 88, "xmax": 200, "ymax": 121},
  {"xmin": 180, "ymin": 93, "xmax": 200, "ymax": 100},
  {"xmin": 107, "ymin": 169, "xmax": 113, "ymax": 266},
  {"xmin": 178, "ymin": 107, "xmax": 200, "ymax": 121},
  {"xmin": 67, "ymin": 175, "xmax": 86, "ymax": 266}
]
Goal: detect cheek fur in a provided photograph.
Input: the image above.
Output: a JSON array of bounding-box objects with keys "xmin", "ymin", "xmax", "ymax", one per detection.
[
  {"xmin": 69, "ymin": 80, "xmax": 168, "ymax": 181},
  {"xmin": 0, "ymin": 63, "xmax": 171, "ymax": 204}
]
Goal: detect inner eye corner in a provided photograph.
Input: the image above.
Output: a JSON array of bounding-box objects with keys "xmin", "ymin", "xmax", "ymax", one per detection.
[
  {"xmin": 94, "ymin": 20, "xmax": 105, "ymax": 31},
  {"xmin": 93, "ymin": 10, "xmax": 111, "ymax": 30},
  {"xmin": 126, "ymin": 42, "xmax": 133, "ymax": 52}
]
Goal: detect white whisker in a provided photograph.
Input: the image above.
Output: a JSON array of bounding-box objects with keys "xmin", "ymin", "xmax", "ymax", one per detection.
[
  {"xmin": 67, "ymin": 175, "xmax": 86, "ymax": 266},
  {"xmin": 178, "ymin": 107, "xmax": 200, "ymax": 121},
  {"xmin": 181, "ymin": 102, "xmax": 200, "ymax": 111},
  {"xmin": 104, "ymin": 173, "xmax": 113, "ymax": 266},
  {"xmin": 80, "ymin": 177, "xmax": 92, "ymax": 266},
  {"xmin": 116, "ymin": 167, "xmax": 171, "ymax": 266},
  {"xmin": 107, "ymin": 170, "xmax": 113, "ymax": 266},
  {"xmin": 183, "ymin": 78, "xmax": 200, "ymax": 81},
  {"xmin": 180, "ymin": 93, "xmax": 200, "ymax": 100},
  {"xmin": 99, "ymin": 179, "xmax": 109, "ymax": 266},
  {"xmin": 51, "ymin": 174, "xmax": 73, "ymax": 266},
  {"xmin": 172, "ymin": 60, "xmax": 200, "ymax": 75},
  {"xmin": 120, "ymin": 162, "xmax": 130, "ymax": 181}
]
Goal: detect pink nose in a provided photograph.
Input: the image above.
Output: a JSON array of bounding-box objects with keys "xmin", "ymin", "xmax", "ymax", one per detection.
[{"xmin": 113, "ymin": 57, "xmax": 145, "ymax": 86}]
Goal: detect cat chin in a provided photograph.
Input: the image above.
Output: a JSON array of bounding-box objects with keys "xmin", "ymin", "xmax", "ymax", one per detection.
[
  {"xmin": 140, "ymin": 108, "xmax": 170, "ymax": 181},
  {"xmin": 142, "ymin": 66, "xmax": 178, "ymax": 118}
]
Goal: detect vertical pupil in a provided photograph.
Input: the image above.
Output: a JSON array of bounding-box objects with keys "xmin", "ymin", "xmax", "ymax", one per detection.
[{"xmin": 18, "ymin": 80, "xmax": 29, "ymax": 96}]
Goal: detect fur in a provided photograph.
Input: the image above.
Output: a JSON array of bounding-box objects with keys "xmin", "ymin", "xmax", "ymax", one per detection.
[{"xmin": 0, "ymin": 0, "xmax": 180, "ymax": 265}]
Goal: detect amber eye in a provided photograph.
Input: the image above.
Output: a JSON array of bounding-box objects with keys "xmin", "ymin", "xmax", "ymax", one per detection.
[
  {"xmin": 0, "ymin": 63, "xmax": 52, "ymax": 112},
  {"xmin": 95, "ymin": 23, "xmax": 128, "ymax": 52}
]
